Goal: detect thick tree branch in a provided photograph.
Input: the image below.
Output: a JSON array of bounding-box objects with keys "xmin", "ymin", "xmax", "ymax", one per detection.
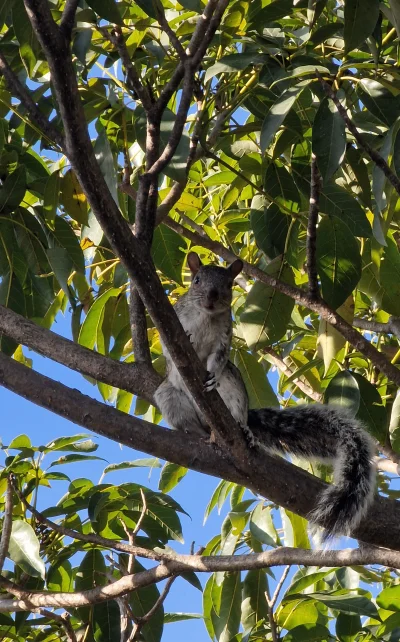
[
  {"xmin": 0, "ymin": 52, "xmax": 64, "ymax": 150},
  {"xmin": 23, "ymin": 0, "xmax": 245, "ymax": 454},
  {"xmin": 1, "ymin": 353, "xmax": 400, "ymax": 551},
  {"xmin": 0, "ymin": 305, "xmax": 161, "ymax": 402},
  {"xmin": 318, "ymin": 72, "xmax": 400, "ymax": 197},
  {"xmin": 1, "ymin": 547, "xmax": 400, "ymax": 612},
  {"xmin": 0, "ymin": 476, "xmax": 13, "ymax": 573},
  {"xmin": 307, "ymin": 153, "xmax": 321, "ymax": 300}
]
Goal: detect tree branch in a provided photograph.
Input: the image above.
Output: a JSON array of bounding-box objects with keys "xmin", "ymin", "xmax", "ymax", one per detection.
[
  {"xmin": 59, "ymin": 0, "xmax": 79, "ymax": 41},
  {"xmin": 354, "ymin": 316, "xmax": 400, "ymax": 338},
  {"xmin": 317, "ymin": 71, "xmax": 400, "ymax": 197},
  {"xmin": 263, "ymin": 348, "xmax": 322, "ymax": 402},
  {"xmin": 99, "ymin": 26, "xmax": 153, "ymax": 111},
  {"xmin": 155, "ymin": 5, "xmax": 186, "ymax": 61},
  {"xmin": 0, "ymin": 51, "xmax": 64, "ymax": 150},
  {"xmin": 1, "ymin": 352, "xmax": 400, "ymax": 551},
  {"xmin": 307, "ymin": 153, "xmax": 321, "ymax": 300},
  {"xmin": 0, "ymin": 305, "xmax": 161, "ymax": 402},
  {"xmin": 34, "ymin": 609, "xmax": 77, "ymax": 642},
  {"xmin": 0, "ymin": 475, "xmax": 13, "ymax": 573},
  {"xmin": 1, "ymin": 547, "xmax": 400, "ymax": 612}
]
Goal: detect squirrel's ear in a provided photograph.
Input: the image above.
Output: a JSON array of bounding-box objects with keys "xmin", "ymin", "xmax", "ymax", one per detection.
[
  {"xmin": 187, "ymin": 252, "xmax": 202, "ymax": 275},
  {"xmin": 228, "ymin": 259, "xmax": 243, "ymax": 279}
]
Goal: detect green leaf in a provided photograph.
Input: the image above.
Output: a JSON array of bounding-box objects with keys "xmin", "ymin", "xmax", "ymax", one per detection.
[
  {"xmin": 336, "ymin": 612, "xmax": 362, "ymax": 642},
  {"xmin": 47, "ymin": 560, "xmax": 73, "ymax": 592},
  {"xmin": 380, "ymin": 234, "xmax": 400, "ymax": 315},
  {"xmin": 130, "ymin": 559, "xmax": 164, "ymax": 642},
  {"xmin": 46, "ymin": 247, "xmax": 74, "ymax": 300},
  {"xmin": 75, "ymin": 549, "xmax": 106, "ymax": 622},
  {"xmin": 324, "ymin": 370, "xmax": 360, "ymax": 415},
  {"xmin": 233, "ymin": 349, "xmax": 278, "ymax": 409},
  {"xmin": 284, "ymin": 623, "xmax": 332, "ymax": 641},
  {"xmin": 249, "ymin": 503, "xmax": 278, "ymax": 547},
  {"xmin": 103, "ymin": 458, "xmax": 161, "ymax": 475},
  {"xmin": 94, "ymin": 125, "xmax": 119, "ymax": 208},
  {"xmin": 212, "ymin": 572, "xmax": 242, "ymax": 642},
  {"xmin": 93, "ymin": 600, "xmax": 121, "ymax": 642},
  {"xmin": 316, "ymin": 217, "xmax": 361, "ymax": 309},
  {"xmin": 8, "ymin": 521, "xmax": 46, "ymax": 579},
  {"xmin": 241, "ymin": 569, "xmax": 269, "ymax": 633},
  {"xmin": 205, "ymin": 53, "xmax": 267, "ymax": 82},
  {"xmin": 357, "ymin": 79, "xmax": 400, "ymax": 127},
  {"xmin": 240, "ymin": 257, "xmax": 295, "ymax": 349},
  {"xmin": 164, "ymin": 612, "xmax": 203, "ymax": 622},
  {"xmin": 251, "ymin": 203, "xmax": 290, "ymax": 260},
  {"xmin": 61, "ymin": 169, "xmax": 88, "ymax": 225},
  {"xmin": 43, "ymin": 433, "xmax": 93, "ymax": 453},
  {"xmin": 319, "ymin": 184, "xmax": 371, "ymax": 237},
  {"xmin": 0, "ymin": 165, "xmax": 26, "ymax": 214},
  {"xmin": 376, "ymin": 584, "xmax": 400, "ymax": 611},
  {"xmin": 344, "ymin": 0, "xmax": 380, "ymax": 52},
  {"xmin": 51, "ymin": 216, "xmax": 85, "ymax": 274},
  {"xmin": 264, "ymin": 162, "xmax": 300, "ymax": 212},
  {"xmin": 78, "ymin": 288, "xmax": 121, "ymax": 349},
  {"xmin": 159, "ymin": 462, "xmax": 188, "ymax": 493},
  {"xmin": 304, "ymin": 593, "xmax": 379, "ymax": 618},
  {"xmin": 352, "ymin": 373, "xmax": 387, "ymax": 441},
  {"xmin": 48, "ymin": 454, "xmax": 106, "ymax": 467},
  {"xmin": 9, "ymin": 434, "xmax": 32, "ymax": 449},
  {"xmin": 312, "ymin": 96, "xmax": 346, "ymax": 183},
  {"xmin": 84, "ymin": 0, "xmax": 123, "ymax": 24},
  {"xmin": 151, "ymin": 224, "xmax": 186, "ymax": 284},
  {"xmin": 204, "ymin": 170, "xmax": 238, "ymax": 187},
  {"xmin": 261, "ymin": 84, "xmax": 309, "ymax": 153}
]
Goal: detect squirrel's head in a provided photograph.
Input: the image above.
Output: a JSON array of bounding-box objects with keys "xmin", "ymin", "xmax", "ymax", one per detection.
[{"xmin": 186, "ymin": 252, "xmax": 243, "ymax": 314}]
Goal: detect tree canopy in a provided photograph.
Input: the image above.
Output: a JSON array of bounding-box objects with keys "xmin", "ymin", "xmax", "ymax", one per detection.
[{"xmin": 1, "ymin": 0, "xmax": 400, "ymax": 640}]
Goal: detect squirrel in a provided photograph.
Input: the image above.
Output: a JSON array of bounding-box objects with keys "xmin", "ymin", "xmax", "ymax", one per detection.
[{"xmin": 155, "ymin": 252, "xmax": 376, "ymax": 539}]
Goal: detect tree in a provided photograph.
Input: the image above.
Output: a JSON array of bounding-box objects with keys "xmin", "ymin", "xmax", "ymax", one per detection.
[{"xmin": 1, "ymin": 0, "xmax": 400, "ymax": 639}]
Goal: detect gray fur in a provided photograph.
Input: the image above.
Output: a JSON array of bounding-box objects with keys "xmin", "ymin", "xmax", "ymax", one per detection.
[
  {"xmin": 154, "ymin": 256, "xmax": 247, "ymax": 435},
  {"xmin": 248, "ymin": 404, "xmax": 376, "ymax": 539}
]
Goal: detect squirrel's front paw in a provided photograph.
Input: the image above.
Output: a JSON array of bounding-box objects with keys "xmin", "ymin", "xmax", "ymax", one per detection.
[
  {"xmin": 242, "ymin": 425, "xmax": 256, "ymax": 448},
  {"xmin": 204, "ymin": 371, "xmax": 217, "ymax": 391},
  {"xmin": 186, "ymin": 331, "xmax": 194, "ymax": 343}
]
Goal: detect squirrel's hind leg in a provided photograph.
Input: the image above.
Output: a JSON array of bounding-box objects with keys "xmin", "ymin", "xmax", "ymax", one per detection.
[
  {"xmin": 154, "ymin": 380, "xmax": 208, "ymax": 437},
  {"xmin": 217, "ymin": 363, "xmax": 248, "ymax": 428}
]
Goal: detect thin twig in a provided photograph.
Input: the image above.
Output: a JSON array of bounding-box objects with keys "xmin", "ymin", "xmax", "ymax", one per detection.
[
  {"xmin": 269, "ymin": 565, "xmax": 290, "ymax": 609},
  {"xmin": 99, "ymin": 26, "xmax": 153, "ymax": 111},
  {"xmin": 0, "ymin": 475, "xmax": 13, "ymax": 572},
  {"xmin": 307, "ymin": 153, "xmax": 321, "ymax": 300},
  {"xmin": 130, "ymin": 576, "xmax": 177, "ymax": 641},
  {"xmin": 317, "ymin": 71, "xmax": 400, "ymax": 197},
  {"xmin": 0, "ymin": 52, "xmax": 64, "ymax": 149},
  {"xmin": 266, "ymin": 565, "xmax": 290, "ymax": 642},
  {"xmin": 264, "ymin": 348, "xmax": 322, "ymax": 402},
  {"xmin": 35, "ymin": 609, "xmax": 77, "ymax": 642},
  {"xmin": 155, "ymin": 5, "xmax": 186, "ymax": 60}
]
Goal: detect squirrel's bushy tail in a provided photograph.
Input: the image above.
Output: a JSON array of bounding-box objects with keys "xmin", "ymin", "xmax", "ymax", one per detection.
[{"xmin": 247, "ymin": 405, "xmax": 376, "ymax": 540}]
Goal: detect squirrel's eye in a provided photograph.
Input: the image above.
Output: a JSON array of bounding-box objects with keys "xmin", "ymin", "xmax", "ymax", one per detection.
[{"xmin": 193, "ymin": 276, "xmax": 200, "ymax": 284}]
